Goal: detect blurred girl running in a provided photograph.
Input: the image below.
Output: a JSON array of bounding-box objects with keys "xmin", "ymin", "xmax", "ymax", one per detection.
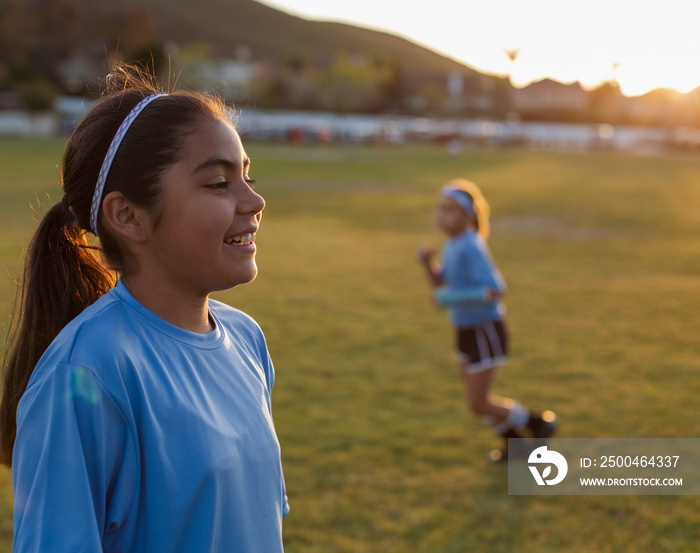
[{"xmin": 418, "ymin": 179, "xmax": 556, "ymax": 462}]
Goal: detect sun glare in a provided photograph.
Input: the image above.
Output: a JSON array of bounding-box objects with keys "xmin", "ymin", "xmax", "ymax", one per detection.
[
  {"xmin": 616, "ymin": 59, "xmax": 700, "ymax": 97},
  {"xmin": 260, "ymin": 0, "xmax": 700, "ymax": 97}
]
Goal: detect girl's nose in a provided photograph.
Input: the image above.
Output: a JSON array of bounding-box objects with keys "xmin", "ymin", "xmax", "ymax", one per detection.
[{"xmin": 239, "ymin": 187, "xmax": 265, "ymax": 215}]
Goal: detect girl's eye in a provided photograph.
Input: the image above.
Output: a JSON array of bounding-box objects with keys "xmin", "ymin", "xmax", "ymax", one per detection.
[
  {"xmin": 244, "ymin": 174, "xmax": 258, "ymax": 188},
  {"xmin": 206, "ymin": 179, "xmax": 229, "ymax": 190}
]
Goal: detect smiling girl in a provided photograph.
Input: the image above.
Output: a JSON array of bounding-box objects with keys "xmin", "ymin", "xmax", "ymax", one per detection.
[{"xmin": 1, "ymin": 67, "xmax": 288, "ymax": 551}]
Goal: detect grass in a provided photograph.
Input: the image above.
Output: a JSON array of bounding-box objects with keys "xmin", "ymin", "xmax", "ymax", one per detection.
[{"xmin": 2, "ymin": 138, "xmax": 700, "ymax": 551}]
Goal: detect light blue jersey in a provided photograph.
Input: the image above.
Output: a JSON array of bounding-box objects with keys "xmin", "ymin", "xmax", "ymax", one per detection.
[
  {"xmin": 440, "ymin": 229, "xmax": 506, "ymax": 328},
  {"xmin": 13, "ymin": 279, "xmax": 288, "ymax": 552}
]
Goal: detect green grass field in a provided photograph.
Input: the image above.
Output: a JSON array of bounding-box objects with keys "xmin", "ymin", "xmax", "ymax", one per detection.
[{"xmin": 1, "ymin": 138, "xmax": 700, "ymax": 551}]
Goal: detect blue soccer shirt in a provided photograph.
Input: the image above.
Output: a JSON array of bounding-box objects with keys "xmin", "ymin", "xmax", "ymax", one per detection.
[
  {"xmin": 440, "ymin": 229, "xmax": 506, "ymax": 328},
  {"xmin": 13, "ymin": 279, "xmax": 288, "ymax": 552}
]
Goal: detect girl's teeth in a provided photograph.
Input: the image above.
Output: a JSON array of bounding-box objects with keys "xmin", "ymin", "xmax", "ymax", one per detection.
[{"xmin": 230, "ymin": 233, "xmax": 253, "ymax": 244}]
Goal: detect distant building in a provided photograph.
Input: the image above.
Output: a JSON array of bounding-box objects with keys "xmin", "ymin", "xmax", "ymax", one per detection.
[
  {"xmin": 194, "ymin": 59, "xmax": 257, "ymax": 101},
  {"xmin": 512, "ymin": 79, "xmax": 589, "ymax": 120}
]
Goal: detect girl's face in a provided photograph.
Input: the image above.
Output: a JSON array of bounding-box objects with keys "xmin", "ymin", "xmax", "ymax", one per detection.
[
  {"xmin": 434, "ymin": 195, "xmax": 472, "ymax": 237},
  {"xmin": 143, "ymin": 116, "xmax": 265, "ymax": 298}
]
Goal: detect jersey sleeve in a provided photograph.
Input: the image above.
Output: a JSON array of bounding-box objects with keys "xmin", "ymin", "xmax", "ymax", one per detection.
[
  {"xmin": 245, "ymin": 316, "xmax": 275, "ymax": 394},
  {"xmin": 243, "ymin": 320, "xmax": 290, "ymax": 518},
  {"xmin": 12, "ymin": 363, "xmax": 138, "ymax": 552}
]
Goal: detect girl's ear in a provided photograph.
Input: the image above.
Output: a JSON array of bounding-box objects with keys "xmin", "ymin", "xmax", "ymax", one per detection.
[{"xmin": 101, "ymin": 191, "xmax": 150, "ymax": 243}]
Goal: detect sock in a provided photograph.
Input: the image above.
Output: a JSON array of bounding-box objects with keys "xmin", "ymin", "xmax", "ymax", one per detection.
[{"xmin": 491, "ymin": 402, "xmax": 529, "ymax": 435}]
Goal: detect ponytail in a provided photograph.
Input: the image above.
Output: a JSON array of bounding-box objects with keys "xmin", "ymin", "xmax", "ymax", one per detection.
[{"xmin": 0, "ymin": 201, "xmax": 114, "ymax": 467}]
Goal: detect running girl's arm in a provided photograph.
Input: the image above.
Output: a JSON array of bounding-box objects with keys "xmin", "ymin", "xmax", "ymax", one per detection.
[
  {"xmin": 433, "ymin": 286, "xmax": 501, "ymax": 307},
  {"xmin": 416, "ymin": 246, "xmax": 444, "ymax": 288}
]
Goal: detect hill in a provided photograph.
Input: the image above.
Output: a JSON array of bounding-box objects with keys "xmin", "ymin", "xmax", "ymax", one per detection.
[
  {"xmin": 4, "ymin": 0, "xmax": 699, "ymax": 123},
  {"xmin": 73, "ymin": 0, "xmax": 489, "ymax": 82}
]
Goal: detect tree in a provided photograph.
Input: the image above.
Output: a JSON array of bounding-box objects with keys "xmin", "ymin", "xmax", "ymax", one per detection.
[
  {"xmin": 93, "ymin": 5, "xmax": 165, "ymax": 78},
  {"xmin": 0, "ymin": 0, "xmax": 83, "ymax": 109}
]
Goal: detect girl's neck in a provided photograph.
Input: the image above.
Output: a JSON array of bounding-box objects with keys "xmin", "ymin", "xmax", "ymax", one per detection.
[
  {"xmin": 121, "ymin": 275, "xmax": 214, "ymax": 334},
  {"xmin": 448, "ymin": 220, "xmax": 477, "ymax": 238}
]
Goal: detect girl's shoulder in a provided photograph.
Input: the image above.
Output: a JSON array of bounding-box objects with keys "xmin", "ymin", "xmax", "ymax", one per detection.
[
  {"xmin": 208, "ymin": 299, "xmax": 268, "ymax": 347},
  {"xmin": 54, "ymin": 286, "xmax": 127, "ymax": 350},
  {"xmin": 24, "ymin": 287, "xmax": 135, "ymax": 391},
  {"xmin": 460, "ymin": 229, "xmax": 483, "ymax": 243},
  {"xmin": 28, "ymin": 287, "xmax": 270, "ymax": 392},
  {"xmin": 446, "ymin": 230, "xmax": 482, "ymax": 254},
  {"xmin": 208, "ymin": 298, "xmax": 259, "ymax": 328}
]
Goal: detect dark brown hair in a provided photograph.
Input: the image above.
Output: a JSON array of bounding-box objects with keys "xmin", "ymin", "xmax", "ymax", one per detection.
[{"xmin": 0, "ymin": 66, "xmax": 229, "ymax": 466}]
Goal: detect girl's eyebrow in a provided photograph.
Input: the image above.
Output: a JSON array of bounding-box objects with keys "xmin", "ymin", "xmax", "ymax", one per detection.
[{"xmin": 193, "ymin": 157, "xmax": 251, "ymax": 174}]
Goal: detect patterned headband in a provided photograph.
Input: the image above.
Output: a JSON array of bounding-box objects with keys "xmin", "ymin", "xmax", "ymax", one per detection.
[
  {"xmin": 90, "ymin": 93, "xmax": 168, "ymax": 236},
  {"xmin": 441, "ymin": 185, "xmax": 476, "ymax": 217}
]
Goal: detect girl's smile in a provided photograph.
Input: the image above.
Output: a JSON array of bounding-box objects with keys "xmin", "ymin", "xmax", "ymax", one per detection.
[
  {"xmin": 224, "ymin": 229, "xmax": 258, "ymax": 254},
  {"xmin": 224, "ymin": 231, "xmax": 256, "ymax": 247}
]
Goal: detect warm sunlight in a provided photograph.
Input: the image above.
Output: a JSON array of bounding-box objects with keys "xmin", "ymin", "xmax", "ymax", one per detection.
[{"xmin": 260, "ymin": 0, "xmax": 700, "ymax": 97}]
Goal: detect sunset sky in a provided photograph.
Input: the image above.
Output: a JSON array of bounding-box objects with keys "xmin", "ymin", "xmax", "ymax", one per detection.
[{"xmin": 260, "ymin": 0, "xmax": 700, "ymax": 98}]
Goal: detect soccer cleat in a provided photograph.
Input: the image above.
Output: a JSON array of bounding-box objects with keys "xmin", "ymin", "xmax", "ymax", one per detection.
[{"xmin": 530, "ymin": 410, "xmax": 557, "ymax": 441}]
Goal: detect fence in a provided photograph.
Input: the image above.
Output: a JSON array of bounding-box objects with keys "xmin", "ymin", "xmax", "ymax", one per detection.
[{"xmin": 2, "ymin": 102, "xmax": 698, "ymax": 154}]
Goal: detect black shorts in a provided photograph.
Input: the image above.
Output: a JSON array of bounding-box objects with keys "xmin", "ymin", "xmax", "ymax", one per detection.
[{"xmin": 456, "ymin": 319, "xmax": 509, "ymax": 373}]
